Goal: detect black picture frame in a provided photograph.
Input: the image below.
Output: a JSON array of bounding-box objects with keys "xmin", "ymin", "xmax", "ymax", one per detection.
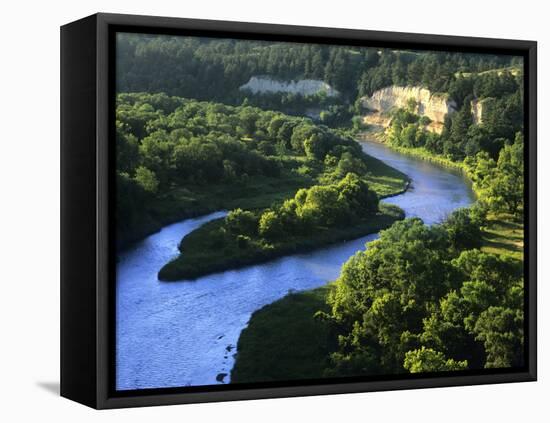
[{"xmin": 60, "ymin": 12, "xmax": 537, "ymax": 409}]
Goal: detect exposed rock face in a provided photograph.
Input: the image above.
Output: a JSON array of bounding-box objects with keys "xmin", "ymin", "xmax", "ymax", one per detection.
[
  {"xmin": 470, "ymin": 98, "xmax": 495, "ymax": 125},
  {"xmin": 471, "ymin": 99, "xmax": 483, "ymax": 124},
  {"xmin": 240, "ymin": 76, "xmax": 339, "ymax": 97},
  {"xmin": 362, "ymin": 86, "xmax": 457, "ymax": 133},
  {"xmin": 362, "ymin": 113, "xmax": 392, "ymax": 132}
]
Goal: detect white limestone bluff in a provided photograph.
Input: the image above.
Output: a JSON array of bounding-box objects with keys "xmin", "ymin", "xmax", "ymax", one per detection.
[
  {"xmin": 470, "ymin": 97, "xmax": 495, "ymax": 125},
  {"xmin": 362, "ymin": 86, "xmax": 457, "ymax": 134},
  {"xmin": 471, "ymin": 99, "xmax": 483, "ymax": 125},
  {"xmin": 240, "ymin": 76, "xmax": 339, "ymax": 97}
]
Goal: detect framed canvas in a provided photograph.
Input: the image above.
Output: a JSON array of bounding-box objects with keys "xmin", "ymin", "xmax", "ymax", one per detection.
[{"xmin": 60, "ymin": 13, "xmax": 537, "ymax": 409}]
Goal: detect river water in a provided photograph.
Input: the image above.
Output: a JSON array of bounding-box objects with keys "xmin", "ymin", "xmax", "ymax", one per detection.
[{"xmin": 115, "ymin": 139, "xmax": 475, "ymax": 390}]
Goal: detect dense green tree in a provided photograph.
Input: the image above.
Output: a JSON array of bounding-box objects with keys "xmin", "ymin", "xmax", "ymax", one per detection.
[
  {"xmin": 116, "ymin": 123, "xmax": 140, "ymax": 173},
  {"xmin": 296, "ymin": 185, "xmax": 345, "ymax": 226},
  {"xmin": 337, "ymin": 173, "xmax": 379, "ymax": 215},
  {"xmin": 327, "ymin": 218, "xmax": 455, "ymax": 373},
  {"xmin": 444, "ymin": 208, "xmax": 483, "ymax": 251},
  {"xmin": 403, "ymin": 347, "xmax": 468, "ymax": 373},
  {"xmin": 258, "ymin": 210, "xmax": 285, "ymax": 240},
  {"xmin": 324, "ymin": 216, "xmax": 524, "ymax": 376},
  {"xmin": 133, "ymin": 166, "xmax": 159, "ymax": 194},
  {"xmin": 473, "ymin": 306, "xmax": 524, "ymax": 368},
  {"xmin": 487, "ymin": 135, "xmax": 524, "ymax": 215},
  {"xmin": 117, "ymin": 33, "xmax": 517, "ymax": 119},
  {"xmin": 225, "ymin": 209, "xmax": 258, "ymax": 236},
  {"xmin": 464, "ymin": 135, "xmax": 524, "ymax": 217},
  {"xmin": 334, "ymin": 152, "xmax": 367, "ymax": 178},
  {"xmin": 304, "ymin": 133, "xmax": 327, "ymax": 160}
]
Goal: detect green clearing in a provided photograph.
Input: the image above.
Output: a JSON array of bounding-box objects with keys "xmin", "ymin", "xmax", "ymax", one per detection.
[
  {"xmin": 481, "ymin": 213, "xmax": 524, "ymax": 261},
  {"xmin": 121, "ymin": 170, "xmax": 314, "ymax": 247},
  {"xmin": 231, "ymin": 285, "xmax": 335, "ymax": 383},
  {"xmin": 359, "ymin": 153, "xmax": 410, "ymax": 197}
]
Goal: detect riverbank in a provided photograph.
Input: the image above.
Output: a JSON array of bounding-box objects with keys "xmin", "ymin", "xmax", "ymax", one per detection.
[
  {"xmin": 118, "ymin": 171, "xmax": 314, "ymax": 248},
  {"xmin": 359, "ymin": 131, "xmax": 523, "ymax": 260},
  {"xmin": 231, "ymin": 285, "xmax": 335, "ymax": 383},
  {"xmin": 158, "ymin": 203, "xmax": 404, "ymax": 281},
  {"xmin": 154, "ymin": 142, "xmax": 409, "ymax": 281},
  {"xmin": 357, "ymin": 131, "xmax": 469, "ymax": 174}
]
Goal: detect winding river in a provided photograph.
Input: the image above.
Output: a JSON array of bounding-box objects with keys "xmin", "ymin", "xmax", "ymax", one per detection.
[{"xmin": 116, "ymin": 139, "xmax": 475, "ymax": 390}]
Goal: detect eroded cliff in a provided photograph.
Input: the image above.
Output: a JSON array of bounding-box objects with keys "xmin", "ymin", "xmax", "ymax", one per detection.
[
  {"xmin": 362, "ymin": 86, "xmax": 457, "ymax": 133},
  {"xmin": 470, "ymin": 97, "xmax": 495, "ymax": 125},
  {"xmin": 240, "ymin": 76, "xmax": 339, "ymax": 97}
]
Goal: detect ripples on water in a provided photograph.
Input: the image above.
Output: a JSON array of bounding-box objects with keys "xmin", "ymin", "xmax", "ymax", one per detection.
[{"xmin": 116, "ymin": 140, "xmax": 475, "ymax": 390}]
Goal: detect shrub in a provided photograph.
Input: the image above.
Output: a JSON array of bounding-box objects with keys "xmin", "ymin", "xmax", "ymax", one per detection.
[{"xmin": 225, "ymin": 208, "xmax": 258, "ymax": 236}]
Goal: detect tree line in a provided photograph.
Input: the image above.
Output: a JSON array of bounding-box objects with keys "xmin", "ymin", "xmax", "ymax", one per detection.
[{"xmin": 117, "ymin": 33, "xmax": 519, "ymax": 120}]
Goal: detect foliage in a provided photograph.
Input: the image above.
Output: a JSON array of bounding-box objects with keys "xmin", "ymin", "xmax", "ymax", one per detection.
[
  {"xmin": 225, "ymin": 209, "xmax": 258, "ymax": 236},
  {"xmin": 158, "ymin": 172, "xmax": 390, "ymax": 280},
  {"xmin": 465, "ymin": 133, "xmax": 524, "ymax": 216},
  {"xmin": 159, "ymin": 203, "xmax": 404, "ymax": 281},
  {"xmin": 444, "ymin": 207, "xmax": 483, "ymax": 251},
  {"xmin": 324, "ymin": 215, "xmax": 524, "ymax": 376},
  {"xmin": 133, "ymin": 166, "xmax": 159, "ymax": 193},
  {"xmin": 117, "ymin": 33, "xmax": 520, "ymax": 132},
  {"xmin": 403, "ymin": 347, "xmax": 468, "ymax": 373},
  {"xmin": 386, "ymin": 67, "xmax": 524, "ymax": 220},
  {"xmin": 473, "ymin": 306, "xmax": 524, "ymax": 368},
  {"xmin": 259, "ymin": 172, "xmax": 379, "ymax": 239}
]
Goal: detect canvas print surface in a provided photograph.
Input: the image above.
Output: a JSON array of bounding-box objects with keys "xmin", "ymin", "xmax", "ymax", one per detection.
[{"xmin": 114, "ymin": 32, "xmax": 525, "ymax": 391}]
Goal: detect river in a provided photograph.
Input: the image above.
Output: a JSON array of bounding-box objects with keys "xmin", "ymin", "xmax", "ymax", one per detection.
[{"xmin": 115, "ymin": 139, "xmax": 475, "ymax": 390}]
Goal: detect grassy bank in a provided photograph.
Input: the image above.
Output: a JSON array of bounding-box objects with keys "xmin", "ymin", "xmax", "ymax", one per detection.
[
  {"xmin": 118, "ymin": 169, "xmax": 314, "ymax": 248},
  {"xmin": 153, "ymin": 144, "xmax": 408, "ymax": 280},
  {"xmin": 158, "ymin": 203, "xmax": 404, "ymax": 281},
  {"xmin": 358, "ymin": 132, "xmax": 469, "ymax": 174},
  {"xmin": 231, "ymin": 285, "xmax": 335, "ymax": 383},
  {"xmin": 481, "ymin": 212, "xmax": 524, "ymax": 261},
  {"xmin": 359, "ymin": 151, "xmax": 410, "ymax": 197},
  {"xmin": 120, "ymin": 150, "xmax": 408, "ymax": 249}
]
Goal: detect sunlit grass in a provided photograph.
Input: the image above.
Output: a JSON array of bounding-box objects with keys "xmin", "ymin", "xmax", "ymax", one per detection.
[
  {"xmin": 231, "ymin": 285, "xmax": 335, "ymax": 383},
  {"xmin": 481, "ymin": 213, "xmax": 524, "ymax": 261}
]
